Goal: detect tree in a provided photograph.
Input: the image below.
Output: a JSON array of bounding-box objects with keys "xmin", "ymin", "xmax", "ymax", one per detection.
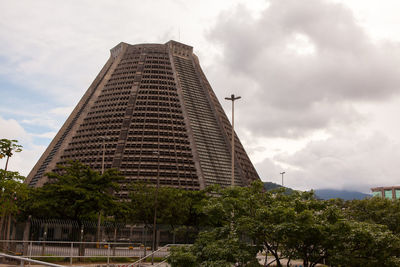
[
  {"xmin": 0, "ymin": 139, "xmax": 23, "ymax": 171},
  {"xmin": 128, "ymin": 182, "xmax": 159, "ymax": 226},
  {"xmin": 329, "ymin": 220, "xmax": 400, "ymax": 266},
  {"xmin": 167, "ymin": 245, "xmax": 197, "ymax": 267},
  {"xmin": 0, "ymin": 170, "xmax": 28, "ymax": 240},
  {"xmin": 0, "ymin": 139, "xmax": 26, "ymax": 241},
  {"xmin": 279, "ymin": 196, "xmax": 342, "ymax": 267},
  {"xmin": 187, "ymin": 183, "xmax": 263, "ymax": 266},
  {"xmin": 344, "ymin": 196, "xmax": 400, "ymax": 235},
  {"xmin": 241, "ymin": 187, "xmax": 298, "ymax": 267},
  {"xmin": 163, "ymin": 182, "xmax": 400, "ymax": 266},
  {"xmin": 128, "ymin": 182, "xmax": 207, "ymax": 244},
  {"xmin": 168, "ymin": 227, "xmax": 259, "ymax": 267},
  {"xmin": 26, "ymin": 160, "xmax": 123, "ymax": 224}
]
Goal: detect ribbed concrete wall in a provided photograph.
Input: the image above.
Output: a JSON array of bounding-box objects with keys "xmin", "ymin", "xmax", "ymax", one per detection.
[{"xmin": 26, "ymin": 41, "xmax": 260, "ymax": 195}]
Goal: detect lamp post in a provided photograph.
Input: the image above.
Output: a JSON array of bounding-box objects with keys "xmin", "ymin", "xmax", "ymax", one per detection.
[
  {"xmin": 280, "ymin": 171, "xmax": 285, "ymax": 187},
  {"xmin": 151, "ymin": 151, "xmax": 160, "ymax": 265},
  {"xmin": 97, "ymin": 136, "xmax": 109, "ymax": 245},
  {"xmin": 101, "ymin": 136, "xmax": 108, "ymax": 175},
  {"xmin": 225, "ymin": 94, "xmax": 241, "ymax": 187}
]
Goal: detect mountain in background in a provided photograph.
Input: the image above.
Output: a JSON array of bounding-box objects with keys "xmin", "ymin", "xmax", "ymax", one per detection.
[
  {"xmin": 263, "ymin": 182, "xmax": 371, "ymax": 200},
  {"xmin": 313, "ymin": 189, "xmax": 371, "ymax": 200},
  {"xmin": 263, "ymin": 181, "xmax": 295, "ymax": 195}
]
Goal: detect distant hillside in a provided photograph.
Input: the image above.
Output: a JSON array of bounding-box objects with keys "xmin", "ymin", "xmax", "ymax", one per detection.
[
  {"xmin": 263, "ymin": 182, "xmax": 295, "ymax": 194},
  {"xmin": 314, "ymin": 189, "xmax": 371, "ymax": 200},
  {"xmin": 263, "ymin": 182, "xmax": 371, "ymax": 200}
]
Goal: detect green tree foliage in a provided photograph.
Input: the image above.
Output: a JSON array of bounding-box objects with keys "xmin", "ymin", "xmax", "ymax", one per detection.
[
  {"xmin": 329, "ymin": 220, "xmax": 400, "ymax": 267},
  {"xmin": 0, "ymin": 170, "xmax": 28, "ymax": 215},
  {"xmin": 168, "ymin": 229, "xmax": 259, "ymax": 267},
  {"xmin": 171, "ymin": 183, "xmax": 263, "ymax": 266},
  {"xmin": 0, "ymin": 139, "xmax": 27, "ymax": 240},
  {"xmin": 128, "ymin": 182, "xmax": 208, "ymax": 243},
  {"xmin": 128, "ymin": 182, "xmax": 158, "ymax": 226},
  {"xmin": 0, "ymin": 139, "xmax": 23, "ymax": 171},
  {"xmin": 168, "ymin": 182, "xmax": 400, "ymax": 266},
  {"xmin": 26, "ymin": 161, "xmax": 123, "ymax": 224},
  {"xmin": 344, "ymin": 196, "xmax": 400, "ymax": 234},
  {"xmin": 128, "ymin": 182, "xmax": 207, "ymax": 226},
  {"xmin": 0, "ymin": 170, "xmax": 29, "ymax": 239},
  {"xmin": 192, "ymin": 228, "xmax": 259, "ymax": 267},
  {"xmin": 167, "ymin": 245, "xmax": 197, "ymax": 267}
]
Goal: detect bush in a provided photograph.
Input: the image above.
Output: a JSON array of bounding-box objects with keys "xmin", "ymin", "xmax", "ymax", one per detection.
[
  {"xmin": 32, "ymin": 256, "xmax": 68, "ymax": 263},
  {"xmin": 167, "ymin": 246, "xmax": 197, "ymax": 267}
]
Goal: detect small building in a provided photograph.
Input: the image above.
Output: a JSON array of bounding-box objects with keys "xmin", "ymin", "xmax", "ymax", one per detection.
[{"xmin": 371, "ymin": 186, "xmax": 400, "ymax": 200}]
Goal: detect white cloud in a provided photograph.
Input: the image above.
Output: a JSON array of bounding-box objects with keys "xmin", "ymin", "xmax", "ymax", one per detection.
[
  {"xmin": 0, "ymin": 117, "xmax": 31, "ymax": 144},
  {"xmin": 208, "ymin": 0, "xmax": 400, "ymax": 138},
  {"xmin": 21, "ymin": 118, "xmax": 61, "ymax": 131},
  {"xmin": 49, "ymin": 106, "xmax": 74, "ymax": 117},
  {"xmin": 4, "ymin": 144, "xmax": 47, "ymax": 177},
  {"xmin": 2, "ymin": 0, "xmax": 400, "ymax": 192},
  {"xmin": 31, "ymin": 132, "xmax": 57, "ymax": 139},
  {"xmin": 270, "ymin": 131, "xmax": 400, "ymax": 193},
  {"xmin": 0, "ymin": 116, "xmax": 46, "ymax": 176}
]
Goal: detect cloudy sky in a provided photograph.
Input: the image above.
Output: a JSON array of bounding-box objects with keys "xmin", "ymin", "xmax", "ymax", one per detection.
[{"xmin": 1, "ymin": 0, "xmax": 400, "ymax": 192}]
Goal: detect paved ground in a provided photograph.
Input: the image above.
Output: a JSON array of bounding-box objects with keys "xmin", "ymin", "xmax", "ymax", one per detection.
[{"xmin": 0, "ymin": 264, "xmax": 170, "ymax": 267}]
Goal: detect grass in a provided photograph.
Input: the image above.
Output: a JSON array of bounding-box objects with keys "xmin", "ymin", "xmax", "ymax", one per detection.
[{"xmin": 145, "ymin": 256, "xmax": 165, "ymax": 262}]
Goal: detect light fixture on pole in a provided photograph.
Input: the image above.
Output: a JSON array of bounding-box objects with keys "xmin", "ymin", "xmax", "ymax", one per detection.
[
  {"xmin": 151, "ymin": 150, "xmax": 160, "ymax": 265},
  {"xmin": 101, "ymin": 136, "xmax": 108, "ymax": 175},
  {"xmin": 97, "ymin": 136, "xmax": 109, "ymax": 246},
  {"xmin": 225, "ymin": 94, "xmax": 241, "ymax": 187},
  {"xmin": 280, "ymin": 171, "xmax": 286, "ymax": 187}
]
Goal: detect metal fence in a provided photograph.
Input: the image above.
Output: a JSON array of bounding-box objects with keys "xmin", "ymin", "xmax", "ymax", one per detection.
[
  {"xmin": 12, "ymin": 218, "xmax": 198, "ymax": 245},
  {"xmin": 0, "ymin": 240, "xmax": 171, "ymax": 265}
]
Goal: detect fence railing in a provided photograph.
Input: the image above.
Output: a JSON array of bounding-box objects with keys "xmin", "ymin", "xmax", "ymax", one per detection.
[
  {"xmin": 0, "ymin": 240, "xmax": 173, "ymax": 265},
  {"xmin": 0, "ymin": 252, "xmax": 67, "ymax": 267},
  {"xmin": 127, "ymin": 244, "xmax": 187, "ymax": 267}
]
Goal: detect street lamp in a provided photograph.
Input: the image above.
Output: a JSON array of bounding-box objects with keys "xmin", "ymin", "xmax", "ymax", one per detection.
[
  {"xmin": 280, "ymin": 172, "xmax": 286, "ymax": 187},
  {"xmin": 151, "ymin": 151, "xmax": 160, "ymax": 265},
  {"xmin": 97, "ymin": 136, "xmax": 109, "ymax": 245},
  {"xmin": 100, "ymin": 136, "xmax": 110, "ymax": 175},
  {"xmin": 225, "ymin": 94, "xmax": 241, "ymax": 187}
]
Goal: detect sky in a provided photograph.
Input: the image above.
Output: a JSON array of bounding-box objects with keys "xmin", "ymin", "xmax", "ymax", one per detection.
[{"xmin": 1, "ymin": 0, "xmax": 400, "ymax": 193}]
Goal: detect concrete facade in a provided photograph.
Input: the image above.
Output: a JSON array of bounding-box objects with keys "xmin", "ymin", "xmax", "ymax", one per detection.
[{"xmin": 26, "ymin": 41, "xmax": 260, "ymax": 197}]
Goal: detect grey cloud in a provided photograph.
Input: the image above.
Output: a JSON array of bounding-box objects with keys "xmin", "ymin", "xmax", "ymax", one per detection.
[
  {"xmin": 272, "ymin": 132, "xmax": 400, "ymax": 192},
  {"xmin": 208, "ymin": 0, "xmax": 400, "ymax": 137},
  {"xmin": 255, "ymin": 156, "xmax": 283, "ymax": 183}
]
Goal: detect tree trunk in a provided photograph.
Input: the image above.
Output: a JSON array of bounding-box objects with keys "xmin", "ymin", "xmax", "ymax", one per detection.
[
  {"xmin": 5, "ymin": 214, "xmax": 12, "ymax": 251},
  {"xmin": 9, "ymin": 217, "xmax": 17, "ymax": 253},
  {"xmin": 263, "ymin": 250, "xmax": 268, "ymax": 267},
  {"xmin": 6, "ymin": 215, "xmax": 12, "ymax": 240},
  {"xmin": 113, "ymin": 227, "xmax": 117, "ymax": 256},
  {"xmin": 0, "ymin": 211, "xmax": 5, "ymax": 240},
  {"xmin": 78, "ymin": 224, "xmax": 84, "ymax": 261},
  {"xmin": 41, "ymin": 223, "xmax": 48, "ymax": 256},
  {"xmin": 4, "ymin": 155, "xmax": 9, "ymax": 172},
  {"xmin": 265, "ymin": 243, "xmax": 282, "ymax": 267},
  {"xmin": 22, "ymin": 216, "xmax": 32, "ymax": 256},
  {"xmin": 171, "ymin": 225, "xmax": 176, "ymax": 244}
]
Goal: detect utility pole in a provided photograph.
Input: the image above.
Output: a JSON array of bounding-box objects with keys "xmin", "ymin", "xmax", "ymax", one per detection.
[
  {"xmin": 152, "ymin": 96, "xmax": 161, "ymax": 265},
  {"xmin": 280, "ymin": 171, "xmax": 285, "ymax": 187},
  {"xmin": 97, "ymin": 136, "xmax": 108, "ymax": 246},
  {"xmin": 225, "ymin": 94, "xmax": 241, "ymax": 187},
  {"xmin": 101, "ymin": 137, "xmax": 106, "ymax": 175},
  {"xmin": 152, "ymin": 150, "xmax": 160, "ymax": 265}
]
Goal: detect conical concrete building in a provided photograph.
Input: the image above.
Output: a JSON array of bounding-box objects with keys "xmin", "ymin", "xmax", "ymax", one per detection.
[{"xmin": 26, "ymin": 41, "xmax": 260, "ymax": 197}]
